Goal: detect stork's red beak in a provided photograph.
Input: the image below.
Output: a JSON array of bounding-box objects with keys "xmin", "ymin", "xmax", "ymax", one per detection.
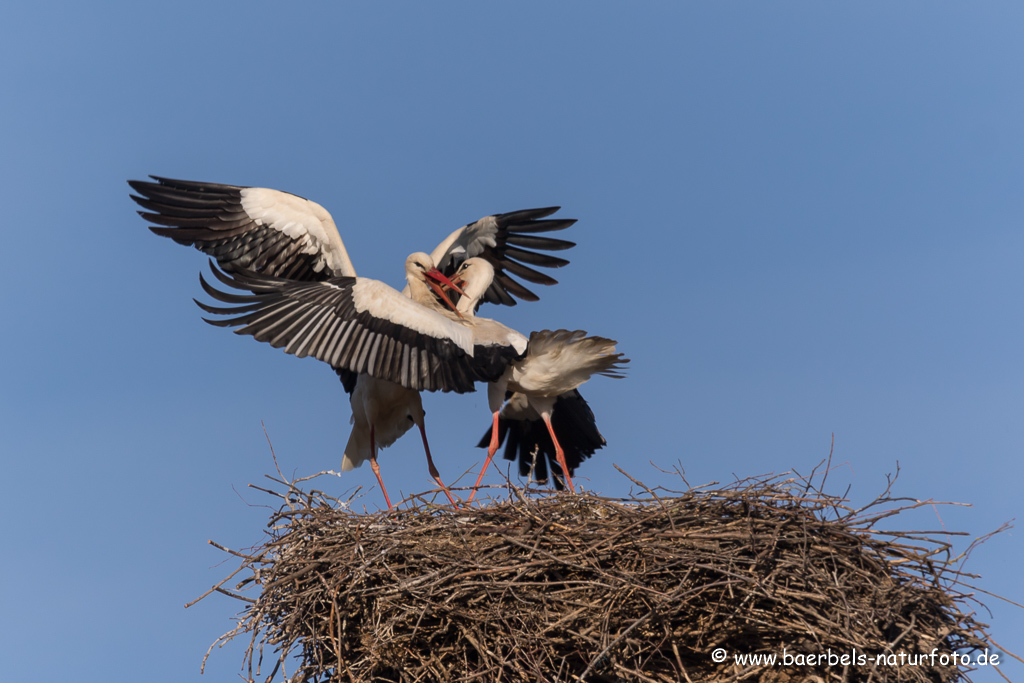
[
  {"xmin": 424, "ymin": 268, "xmax": 465, "ymax": 318},
  {"xmin": 425, "ymin": 268, "xmax": 466, "ymax": 296}
]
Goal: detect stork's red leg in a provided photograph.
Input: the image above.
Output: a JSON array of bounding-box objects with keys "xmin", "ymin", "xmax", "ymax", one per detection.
[
  {"xmin": 368, "ymin": 425, "xmax": 393, "ymax": 510},
  {"xmin": 417, "ymin": 421, "xmax": 460, "ymax": 507},
  {"xmin": 466, "ymin": 411, "xmax": 501, "ymax": 505},
  {"xmin": 541, "ymin": 413, "xmax": 575, "ymax": 493}
]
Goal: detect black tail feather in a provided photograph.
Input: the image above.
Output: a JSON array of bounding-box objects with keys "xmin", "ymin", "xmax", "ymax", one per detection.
[{"xmin": 475, "ymin": 390, "xmax": 606, "ymax": 490}]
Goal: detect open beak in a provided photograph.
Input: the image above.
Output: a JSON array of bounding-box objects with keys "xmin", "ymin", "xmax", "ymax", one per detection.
[
  {"xmin": 424, "ymin": 268, "xmax": 465, "ymax": 318},
  {"xmin": 427, "ymin": 269, "xmax": 466, "ymax": 296}
]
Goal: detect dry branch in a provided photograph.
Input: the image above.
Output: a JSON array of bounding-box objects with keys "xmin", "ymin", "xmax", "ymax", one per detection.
[{"xmin": 196, "ymin": 470, "xmax": 1011, "ymax": 682}]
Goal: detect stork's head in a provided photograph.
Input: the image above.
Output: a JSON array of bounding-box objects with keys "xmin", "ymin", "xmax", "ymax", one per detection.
[
  {"xmin": 451, "ymin": 257, "xmax": 496, "ymax": 314},
  {"xmin": 404, "ymin": 252, "xmax": 435, "ymax": 279},
  {"xmin": 404, "ymin": 252, "xmax": 465, "ymax": 317}
]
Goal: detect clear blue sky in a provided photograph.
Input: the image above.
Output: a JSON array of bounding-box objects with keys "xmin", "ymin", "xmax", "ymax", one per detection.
[{"xmin": 2, "ymin": 2, "xmax": 1021, "ymax": 680}]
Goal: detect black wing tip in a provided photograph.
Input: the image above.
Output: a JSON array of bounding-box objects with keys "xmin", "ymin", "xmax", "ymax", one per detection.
[
  {"xmin": 198, "ymin": 269, "xmax": 238, "ymax": 304},
  {"xmin": 505, "ymin": 235, "xmax": 577, "ymax": 253},
  {"xmin": 511, "ymin": 217, "xmax": 577, "ymax": 230},
  {"xmin": 147, "ymin": 174, "xmax": 191, "ymax": 185},
  {"xmin": 127, "ymin": 175, "xmax": 181, "ymax": 191},
  {"xmin": 195, "ymin": 306, "xmax": 239, "ymax": 326},
  {"xmin": 501, "ymin": 250, "xmax": 572, "ymax": 270},
  {"xmin": 199, "ymin": 260, "xmax": 256, "ymax": 294},
  {"xmin": 131, "ymin": 175, "xmax": 247, "ymax": 193},
  {"xmin": 502, "ymin": 206, "xmax": 561, "ymax": 220},
  {"xmin": 502, "ymin": 216, "xmax": 577, "ymax": 234}
]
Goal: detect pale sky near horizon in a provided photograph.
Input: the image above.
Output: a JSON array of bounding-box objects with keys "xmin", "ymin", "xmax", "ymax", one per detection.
[{"xmin": 2, "ymin": 3, "xmax": 1022, "ymax": 681}]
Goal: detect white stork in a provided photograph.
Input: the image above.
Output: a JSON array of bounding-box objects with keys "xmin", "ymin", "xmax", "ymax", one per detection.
[
  {"xmin": 199, "ymin": 252, "xmax": 477, "ymax": 507},
  {"xmin": 130, "ymin": 177, "xmax": 576, "ymax": 507},
  {"xmin": 194, "ymin": 259, "xmax": 523, "ymax": 505},
  {"xmin": 329, "ymin": 252, "xmax": 468, "ymax": 507},
  {"xmin": 446, "ymin": 258, "xmax": 628, "ymax": 501}
]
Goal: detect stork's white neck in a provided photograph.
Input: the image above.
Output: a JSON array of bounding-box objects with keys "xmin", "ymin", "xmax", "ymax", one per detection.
[{"xmin": 456, "ymin": 259, "xmax": 496, "ymax": 316}]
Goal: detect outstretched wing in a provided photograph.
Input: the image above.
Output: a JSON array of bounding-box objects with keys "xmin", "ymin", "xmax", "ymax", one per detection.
[
  {"xmin": 425, "ymin": 207, "xmax": 577, "ymax": 307},
  {"xmin": 129, "ymin": 176, "xmax": 356, "ymax": 280},
  {"xmin": 196, "ymin": 264, "xmax": 493, "ymax": 393}
]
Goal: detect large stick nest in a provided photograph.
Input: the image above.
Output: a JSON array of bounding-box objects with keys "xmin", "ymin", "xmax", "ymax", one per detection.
[{"xmin": 198, "ymin": 467, "xmax": 1011, "ymax": 682}]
